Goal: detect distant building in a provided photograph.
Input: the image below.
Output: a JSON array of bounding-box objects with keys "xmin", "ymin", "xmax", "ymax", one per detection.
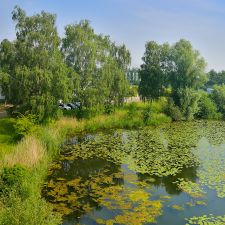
[{"xmin": 0, "ymin": 86, "xmax": 5, "ymax": 100}]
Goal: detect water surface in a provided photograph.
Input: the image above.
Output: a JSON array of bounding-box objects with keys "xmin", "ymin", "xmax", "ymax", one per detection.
[{"xmin": 43, "ymin": 121, "xmax": 225, "ymax": 225}]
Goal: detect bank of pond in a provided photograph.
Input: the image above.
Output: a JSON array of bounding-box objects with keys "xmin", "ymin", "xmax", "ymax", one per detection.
[{"xmin": 42, "ymin": 121, "xmax": 225, "ymax": 225}]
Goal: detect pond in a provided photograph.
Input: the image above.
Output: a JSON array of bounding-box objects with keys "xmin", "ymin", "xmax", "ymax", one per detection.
[{"xmin": 43, "ymin": 121, "xmax": 225, "ymax": 225}]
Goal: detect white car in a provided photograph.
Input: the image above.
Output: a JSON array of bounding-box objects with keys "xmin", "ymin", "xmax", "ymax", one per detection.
[{"xmin": 59, "ymin": 103, "xmax": 71, "ymax": 110}]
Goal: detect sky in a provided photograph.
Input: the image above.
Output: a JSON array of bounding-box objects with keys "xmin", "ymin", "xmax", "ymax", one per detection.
[{"xmin": 0, "ymin": 0, "xmax": 225, "ymax": 71}]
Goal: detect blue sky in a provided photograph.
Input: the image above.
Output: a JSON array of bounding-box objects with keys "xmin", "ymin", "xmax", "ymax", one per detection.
[{"xmin": 1, "ymin": 0, "xmax": 225, "ymax": 71}]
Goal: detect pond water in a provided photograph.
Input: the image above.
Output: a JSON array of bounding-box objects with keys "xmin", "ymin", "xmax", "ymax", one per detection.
[{"xmin": 43, "ymin": 121, "xmax": 225, "ymax": 225}]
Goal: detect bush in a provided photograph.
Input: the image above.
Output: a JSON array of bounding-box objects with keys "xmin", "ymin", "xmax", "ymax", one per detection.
[
  {"xmin": 164, "ymin": 99, "xmax": 183, "ymax": 121},
  {"xmin": 0, "ymin": 165, "xmax": 28, "ymax": 196},
  {"xmin": 127, "ymin": 103, "xmax": 138, "ymax": 119},
  {"xmin": 0, "ymin": 192, "xmax": 61, "ymax": 225},
  {"xmin": 196, "ymin": 93, "xmax": 221, "ymax": 119},
  {"xmin": 104, "ymin": 102, "xmax": 114, "ymax": 115},
  {"xmin": 14, "ymin": 114, "xmax": 39, "ymax": 139},
  {"xmin": 150, "ymin": 97, "xmax": 167, "ymax": 113},
  {"xmin": 211, "ymin": 85, "xmax": 225, "ymax": 118}
]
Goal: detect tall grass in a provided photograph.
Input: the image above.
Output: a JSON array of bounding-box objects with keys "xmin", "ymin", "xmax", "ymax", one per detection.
[
  {"xmin": 55, "ymin": 99, "xmax": 171, "ymax": 135},
  {"xmin": 2, "ymin": 136, "xmax": 45, "ymax": 168}
]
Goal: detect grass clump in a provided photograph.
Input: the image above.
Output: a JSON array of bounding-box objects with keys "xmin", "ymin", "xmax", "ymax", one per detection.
[{"xmin": 2, "ymin": 136, "xmax": 45, "ymax": 168}]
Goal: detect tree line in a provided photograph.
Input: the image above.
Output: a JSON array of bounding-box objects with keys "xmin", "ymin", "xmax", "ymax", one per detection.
[
  {"xmin": 0, "ymin": 6, "xmax": 225, "ymax": 122},
  {"xmin": 138, "ymin": 40, "xmax": 225, "ymax": 120},
  {"xmin": 0, "ymin": 6, "xmax": 130, "ymax": 121}
]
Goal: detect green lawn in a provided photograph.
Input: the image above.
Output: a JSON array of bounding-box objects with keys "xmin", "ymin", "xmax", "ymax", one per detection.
[{"xmin": 0, "ymin": 118, "xmax": 16, "ymax": 159}]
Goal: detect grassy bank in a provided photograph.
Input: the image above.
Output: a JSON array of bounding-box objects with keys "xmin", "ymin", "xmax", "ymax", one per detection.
[{"xmin": 0, "ymin": 101, "xmax": 171, "ymax": 224}]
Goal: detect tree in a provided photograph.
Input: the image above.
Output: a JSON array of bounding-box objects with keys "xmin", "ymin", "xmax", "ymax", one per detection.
[
  {"xmin": 206, "ymin": 70, "xmax": 225, "ymax": 87},
  {"xmin": 170, "ymin": 39, "xmax": 207, "ymax": 105},
  {"xmin": 138, "ymin": 41, "xmax": 170, "ymax": 101},
  {"xmin": 62, "ymin": 20, "xmax": 130, "ymax": 108},
  {"xmin": 176, "ymin": 87, "xmax": 200, "ymax": 120},
  {"xmin": 196, "ymin": 91, "xmax": 221, "ymax": 119},
  {"xmin": 0, "ymin": 6, "xmax": 76, "ymax": 121},
  {"xmin": 0, "ymin": 39, "xmax": 16, "ymax": 98},
  {"xmin": 211, "ymin": 85, "xmax": 225, "ymax": 117}
]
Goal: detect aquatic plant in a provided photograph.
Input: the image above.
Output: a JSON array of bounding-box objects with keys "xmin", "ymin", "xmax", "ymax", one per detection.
[
  {"xmin": 186, "ymin": 214, "xmax": 225, "ymax": 225},
  {"xmin": 195, "ymin": 138, "xmax": 225, "ymax": 198},
  {"xmin": 174, "ymin": 178, "xmax": 206, "ymax": 198}
]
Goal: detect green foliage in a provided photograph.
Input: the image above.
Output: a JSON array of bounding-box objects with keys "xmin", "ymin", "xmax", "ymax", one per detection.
[
  {"xmin": 0, "ymin": 192, "xmax": 61, "ymax": 225},
  {"xmin": 170, "ymin": 39, "xmax": 207, "ymax": 93},
  {"xmin": 142, "ymin": 104, "xmax": 152, "ymax": 124},
  {"xmin": 126, "ymin": 85, "xmax": 138, "ymax": 97},
  {"xmin": 146, "ymin": 113, "xmax": 171, "ymax": 126},
  {"xmin": 62, "ymin": 20, "xmax": 130, "ymax": 108},
  {"xmin": 196, "ymin": 92, "xmax": 221, "ymax": 119},
  {"xmin": 164, "ymin": 99, "xmax": 183, "ymax": 121},
  {"xmin": 139, "ymin": 41, "xmax": 170, "ymax": 100},
  {"xmin": 13, "ymin": 114, "xmax": 39, "ymax": 139},
  {"xmin": 0, "ymin": 165, "xmax": 28, "ymax": 194},
  {"xmin": 169, "ymin": 39, "xmax": 207, "ymax": 117},
  {"xmin": 0, "ymin": 7, "xmax": 75, "ymax": 122},
  {"xmin": 127, "ymin": 103, "xmax": 138, "ymax": 119},
  {"xmin": 211, "ymin": 84, "xmax": 225, "ymax": 118},
  {"xmin": 0, "ymin": 118, "xmax": 16, "ymax": 158},
  {"xmin": 104, "ymin": 102, "xmax": 114, "ymax": 115},
  {"xmin": 177, "ymin": 88, "xmax": 200, "ymax": 120},
  {"xmin": 206, "ymin": 69, "xmax": 225, "ymax": 87}
]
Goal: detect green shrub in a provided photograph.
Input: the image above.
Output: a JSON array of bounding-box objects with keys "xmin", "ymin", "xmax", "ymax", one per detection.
[
  {"xmin": 196, "ymin": 93, "xmax": 221, "ymax": 119},
  {"xmin": 0, "ymin": 192, "xmax": 61, "ymax": 225},
  {"xmin": 0, "ymin": 165, "xmax": 27, "ymax": 187},
  {"xmin": 164, "ymin": 99, "xmax": 183, "ymax": 121},
  {"xmin": 150, "ymin": 97, "xmax": 167, "ymax": 113},
  {"xmin": 0, "ymin": 165, "xmax": 28, "ymax": 197},
  {"xmin": 127, "ymin": 103, "xmax": 138, "ymax": 119},
  {"xmin": 14, "ymin": 114, "xmax": 39, "ymax": 139},
  {"xmin": 211, "ymin": 85, "xmax": 225, "ymax": 118},
  {"xmin": 104, "ymin": 102, "xmax": 114, "ymax": 115}
]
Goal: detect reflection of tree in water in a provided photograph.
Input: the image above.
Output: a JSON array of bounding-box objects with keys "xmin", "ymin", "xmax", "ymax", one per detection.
[
  {"xmin": 137, "ymin": 166, "xmax": 198, "ymax": 195},
  {"xmin": 43, "ymin": 157, "xmax": 123, "ymax": 222}
]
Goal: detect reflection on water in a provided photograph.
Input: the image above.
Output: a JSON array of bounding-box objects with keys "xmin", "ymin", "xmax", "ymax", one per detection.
[
  {"xmin": 137, "ymin": 166, "xmax": 198, "ymax": 195},
  {"xmin": 43, "ymin": 121, "xmax": 225, "ymax": 225}
]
